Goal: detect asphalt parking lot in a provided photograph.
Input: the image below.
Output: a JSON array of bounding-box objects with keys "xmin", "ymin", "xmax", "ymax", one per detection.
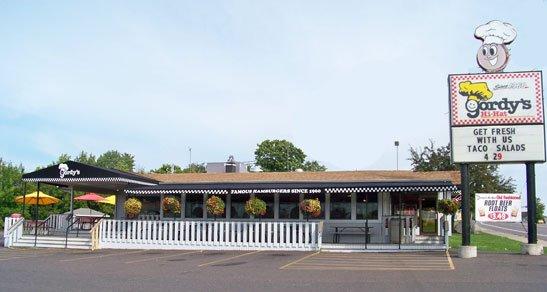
[{"xmin": 0, "ymin": 247, "xmax": 545, "ymax": 291}]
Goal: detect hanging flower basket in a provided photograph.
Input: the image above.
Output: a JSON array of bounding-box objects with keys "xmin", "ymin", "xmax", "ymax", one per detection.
[
  {"xmin": 437, "ymin": 199, "xmax": 460, "ymax": 215},
  {"xmin": 124, "ymin": 197, "xmax": 142, "ymax": 219},
  {"xmin": 300, "ymin": 198, "xmax": 322, "ymax": 220},
  {"xmin": 206, "ymin": 195, "xmax": 225, "ymax": 218},
  {"xmin": 245, "ymin": 197, "xmax": 267, "ymax": 218},
  {"xmin": 162, "ymin": 196, "xmax": 181, "ymax": 215}
]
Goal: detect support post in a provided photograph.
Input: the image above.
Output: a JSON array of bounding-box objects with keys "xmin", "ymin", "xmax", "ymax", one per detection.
[
  {"xmin": 70, "ymin": 187, "xmax": 74, "ymax": 217},
  {"xmin": 34, "ymin": 182, "xmax": 40, "ymax": 247},
  {"xmin": 22, "ymin": 182, "xmax": 27, "ymax": 216},
  {"xmin": 526, "ymin": 162, "xmax": 537, "ymax": 244},
  {"xmin": 459, "ymin": 163, "xmax": 476, "ymax": 258}
]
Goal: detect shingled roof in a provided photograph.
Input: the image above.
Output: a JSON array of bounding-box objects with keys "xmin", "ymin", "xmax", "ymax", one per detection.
[{"xmin": 144, "ymin": 170, "xmax": 460, "ymax": 185}]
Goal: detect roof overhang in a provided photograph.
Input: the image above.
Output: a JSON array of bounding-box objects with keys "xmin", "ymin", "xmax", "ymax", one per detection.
[
  {"xmin": 22, "ymin": 161, "xmax": 159, "ymax": 193},
  {"xmin": 124, "ymin": 180, "xmax": 459, "ymax": 195}
]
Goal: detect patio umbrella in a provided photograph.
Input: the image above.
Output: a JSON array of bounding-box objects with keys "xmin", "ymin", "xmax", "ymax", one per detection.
[
  {"xmin": 74, "ymin": 193, "xmax": 105, "ymax": 202},
  {"xmin": 15, "ymin": 191, "xmax": 60, "ymax": 205},
  {"xmin": 99, "ymin": 195, "xmax": 116, "ymax": 205},
  {"xmin": 74, "ymin": 193, "xmax": 105, "ymax": 215}
]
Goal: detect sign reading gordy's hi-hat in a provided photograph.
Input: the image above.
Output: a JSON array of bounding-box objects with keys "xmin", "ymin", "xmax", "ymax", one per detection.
[{"xmin": 449, "ymin": 71, "xmax": 545, "ymax": 163}]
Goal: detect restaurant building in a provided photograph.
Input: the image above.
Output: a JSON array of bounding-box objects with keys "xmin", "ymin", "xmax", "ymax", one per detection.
[{"xmin": 4, "ymin": 161, "xmax": 460, "ymax": 251}]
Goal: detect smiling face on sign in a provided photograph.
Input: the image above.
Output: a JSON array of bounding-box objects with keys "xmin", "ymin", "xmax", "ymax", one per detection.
[
  {"xmin": 474, "ymin": 20, "xmax": 517, "ymax": 73},
  {"xmin": 477, "ymin": 43, "xmax": 509, "ymax": 73}
]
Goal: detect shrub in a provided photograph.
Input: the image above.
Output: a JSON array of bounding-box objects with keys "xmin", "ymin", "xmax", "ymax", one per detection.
[
  {"xmin": 124, "ymin": 197, "xmax": 142, "ymax": 219},
  {"xmin": 245, "ymin": 197, "xmax": 267, "ymax": 217},
  {"xmin": 300, "ymin": 198, "xmax": 322, "ymax": 219},
  {"xmin": 206, "ymin": 195, "xmax": 225, "ymax": 217},
  {"xmin": 162, "ymin": 196, "xmax": 181, "ymax": 215},
  {"xmin": 437, "ymin": 199, "xmax": 459, "ymax": 215}
]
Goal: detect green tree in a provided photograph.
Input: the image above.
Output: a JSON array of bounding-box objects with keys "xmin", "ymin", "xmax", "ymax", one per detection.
[
  {"xmin": 75, "ymin": 151, "xmax": 97, "ymax": 165},
  {"xmin": 96, "ymin": 150, "xmax": 135, "ymax": 172},
  {"xmin": 536, "ymin": 198, "xmax": 545, "ymax": 223},
  {"xmin": 182, "ymin": 163, "xmax": 206, "ymax": 173},
  {"xmin": 255, "ymin": 139, "xmax": 326, "ymax": 172},
  {"xmin": 0, "ymin": 159, "xmax": 26, "ymax": 227},
  {"xmin": 409, "ymin": 141, "xmax": 515, "ymax": 210},
  {"xmin": 152, "ymin": 164, "xmax": 184, "ymax": 174},
  {"xmin": 302, "ymin": 160, "xmax": 327, "ymax": 172}
]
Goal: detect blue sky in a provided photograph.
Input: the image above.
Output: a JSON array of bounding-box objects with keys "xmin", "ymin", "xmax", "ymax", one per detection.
[{"xmin": 0, "ymin": 1, "xmax": 546, "ymax": 203}]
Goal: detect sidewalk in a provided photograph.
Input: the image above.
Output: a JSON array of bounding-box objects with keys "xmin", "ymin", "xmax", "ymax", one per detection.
[{"xmin": 479, "ymin": 226, "xmax": 547, "ymax": 246}]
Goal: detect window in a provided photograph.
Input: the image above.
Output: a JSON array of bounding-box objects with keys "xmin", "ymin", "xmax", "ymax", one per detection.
[
  {"xmin": 137, "ymin": 196, "xmax": 160, "ymax": 215},
  {"xmin": 230, "ymin": 194, "xmax": 250, "ymax": 219},
  {"xmin": 206, "ymin": 194, "xmax": 227, "ymax": 219},
  {"xmin": 185, "ymin": 194, "xmax": 204, "ymax": 218},
  {"xmin": 330, "ymin": 193, "xmax": 352, "ymax": 220},
  {"xmin": 279, "ymin": 193, "xmax": 299, "ymax": 219},
  {"xmin": 356, "ymin": 193, "xmax": 378, "ymax": 220},
  {"xmin": 255, "ymin": 194, "xmax": 274, "ymax": 219},
  {"xmin": 304, "ymin": 193, "xmax": 325, "ymax": 219}
]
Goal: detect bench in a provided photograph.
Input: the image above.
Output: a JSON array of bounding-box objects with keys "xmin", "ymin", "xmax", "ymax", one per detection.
[{"xmin": 332, "ymin": 226, "xmax": 373, "ymax": 243}]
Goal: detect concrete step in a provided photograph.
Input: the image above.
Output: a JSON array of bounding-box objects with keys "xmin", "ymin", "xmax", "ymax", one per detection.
[{"xmin": 11, "ymin": 235, "xmax": 92, "ymax": 249}]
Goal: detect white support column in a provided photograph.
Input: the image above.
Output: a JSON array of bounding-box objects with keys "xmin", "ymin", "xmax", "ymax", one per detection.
[
  {"xmin": 160, "ymin": 193, "xmax": 164, "ymax": 220},
  {"xmin": 437, "ymin": 191, "xmax": 443, "ymax": 236},
  {"xmin": 351, "ymin": 192, "xmax": 357, "ymax": 221},
  {"xmin": 116, "ymin": 193, "xmax": 126, "ymax": 219},
  {"xmin": 325, "ymin": 193, "xmax": 331, "ymax": 220},
  {"xmin": 274, "ymin": 193, "xmax": 279, "ymax": 219},
  {"xmin": 226, "ymin": 194, "xmax": 231, "ymax": 219},
  {"xmin": 181, "ymin": 193, "xmax": 185, "ymax": 219},
  {"xmin": 203, "ymin": 193, "xmax": 208, "ymax": 219},
  {"xmin": 299, "ymin": 193, "xmax": 304, "ymax": 220},
  {"xmin": 445, "ymin": 191, "xmax": 453, "ymax": 236}
]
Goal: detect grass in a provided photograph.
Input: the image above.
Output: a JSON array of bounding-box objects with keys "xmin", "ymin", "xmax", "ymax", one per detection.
[{"xmin": 449, "ymin": 232, "xmax": 537, "ymax": 253}]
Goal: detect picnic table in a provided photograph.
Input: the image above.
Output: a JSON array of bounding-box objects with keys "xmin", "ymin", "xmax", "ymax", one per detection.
[{"xmin": 332, "ymin": 226, "xmax": 373, "ymax": 244}]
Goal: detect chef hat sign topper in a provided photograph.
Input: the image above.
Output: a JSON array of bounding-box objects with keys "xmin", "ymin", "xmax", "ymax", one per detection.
[{"xmin": 474, "ymin": 20, "xmax": 517, "ymax": 73}]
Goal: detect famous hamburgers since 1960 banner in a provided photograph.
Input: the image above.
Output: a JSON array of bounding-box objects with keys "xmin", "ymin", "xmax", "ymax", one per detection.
[
  {"xmin": 475, "ymin": 193, "xmax": 522, "ymax": 222},
  {"xmin": 449, "ymin": 71, "xmax": 545, "ymax": 163}
]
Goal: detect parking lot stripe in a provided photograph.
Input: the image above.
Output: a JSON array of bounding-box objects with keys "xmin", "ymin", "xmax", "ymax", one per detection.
[
  {"xmin": 60, "ymin": 249, "xmax": 149, "ymax": 262},
  {"xmin": 125, "ymin": 250, "xmax": 202, "ymax": 264},
  {"xmin": 446, "ymin": 250, "xmax": 455, "ymax": 270},
  {"xmin": 198, "ymin": 250, "xmax": 262, "ymax": 267},
  {"xmin": 279, "ymin": 251, "xmax": 320, "ymax": 269},
  {"xmin": 283, "ymin": 266, "xmax": 453, "ymax": 271}
]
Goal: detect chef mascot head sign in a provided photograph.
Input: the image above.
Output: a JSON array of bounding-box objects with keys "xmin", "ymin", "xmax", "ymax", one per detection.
[{"xmin": 474, "ymin": 20, "xmax": 517, "ymax": 73}]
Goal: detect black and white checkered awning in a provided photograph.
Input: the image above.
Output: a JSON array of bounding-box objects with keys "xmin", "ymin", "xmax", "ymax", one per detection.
[
  {"xmin": 126, "ymin": 189, "xmax": 229, "ymax": 195},
  {"xmin": 22, "ymin": 177, "xmax": 156, "ymax": 186},
  {"xmin": 325, "ymin": 185, "xmax": 458, "ymax": 193}
]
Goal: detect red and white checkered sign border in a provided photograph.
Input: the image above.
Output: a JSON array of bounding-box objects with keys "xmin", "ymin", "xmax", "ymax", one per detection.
[{"xmin": 449, "ymin": 71, "xmax": 543, "ymax": 126}]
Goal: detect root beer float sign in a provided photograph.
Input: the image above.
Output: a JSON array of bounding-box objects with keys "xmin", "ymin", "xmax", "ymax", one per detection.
[
  {"xmin": 475, "ymin": 193, "xmax": 522, "ymax": 222},
  {"xmin": 449, "ymin": 71, "xmax": 545, "ymax": 163}
]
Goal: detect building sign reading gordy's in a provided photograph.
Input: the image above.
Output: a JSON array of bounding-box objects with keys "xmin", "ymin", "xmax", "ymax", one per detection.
[{"xmin": 449, "ymin": 71, "xmax": 545, "ymax": 163}]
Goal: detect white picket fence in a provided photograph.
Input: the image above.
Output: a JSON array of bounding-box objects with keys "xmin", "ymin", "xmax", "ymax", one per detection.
[
  {"xmin": 3, "ymin": 217, "xmax": 24, "ymax": 247},
  {"xmin": 98, "ymin": 219, "xmax": 323, "ymax": 251}
]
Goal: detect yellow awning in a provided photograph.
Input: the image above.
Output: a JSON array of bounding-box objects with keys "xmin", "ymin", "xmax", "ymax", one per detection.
[
  {"xmin": 15, "ymin": 191, "xmax": 60, "ymax": 205},
  {"xmin": 99, "ymin": 195, "xmax": 116, "ymax": 205}
]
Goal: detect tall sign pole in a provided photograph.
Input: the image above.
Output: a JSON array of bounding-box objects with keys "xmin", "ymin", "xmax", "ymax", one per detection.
[
  {"xmin": 449, "ymin": 20, "xmax": 545, "ymax": 257},
  {"xmin": 460, "ymin": 164, "xmax": 471, "ymax": 246},
  {"xmin": 526, "ymin": 163, "xmax": 537, "ymax": 244}
]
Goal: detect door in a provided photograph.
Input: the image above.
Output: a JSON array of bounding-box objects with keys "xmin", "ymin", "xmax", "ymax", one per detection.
[{"xmin": 420, "ymin": 197, "xmax": 437, "ymax": 234}]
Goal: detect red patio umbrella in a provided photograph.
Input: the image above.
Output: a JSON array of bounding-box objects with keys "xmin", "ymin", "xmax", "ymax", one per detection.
[
  {"xmin": 74, "ymin": 193, "xmax": 105, "ymax": 202},
  {"xmin": 74, "ymin": 193, "xmax": 105, "ymax": 215}
]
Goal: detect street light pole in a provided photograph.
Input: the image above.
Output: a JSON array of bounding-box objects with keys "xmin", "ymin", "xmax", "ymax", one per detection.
[{"xmin": 394, "ymin": 140, "xmax": 400, "ymax": 170}]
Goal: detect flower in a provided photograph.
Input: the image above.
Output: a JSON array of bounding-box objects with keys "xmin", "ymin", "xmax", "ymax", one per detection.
[
  {"xmin": 300, "ymin": 198, "xmax": 322, "ymax": 218},
  {"xmin": 437, "ymin": 199, "xmax": 459, "ymax": 215},
  {"xmin": 206, "ymin": 195, "xmax": 225, "ymax": 216},
  {"xmin": 124, "ymin": 197, "xmax": 142, "ymax": 219},
  {"xmin": 245, "ymin": 197, "xmax": 267, "ymax": 217},
  {"xmin": 162, "ymin": 196, "xmax": 181, "ymax": 215}
]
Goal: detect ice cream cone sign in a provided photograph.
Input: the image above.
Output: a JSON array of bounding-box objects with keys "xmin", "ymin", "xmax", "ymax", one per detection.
[{"xmin": 474, "ymin": 20, "xmax": 517, "ymax": 73}]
